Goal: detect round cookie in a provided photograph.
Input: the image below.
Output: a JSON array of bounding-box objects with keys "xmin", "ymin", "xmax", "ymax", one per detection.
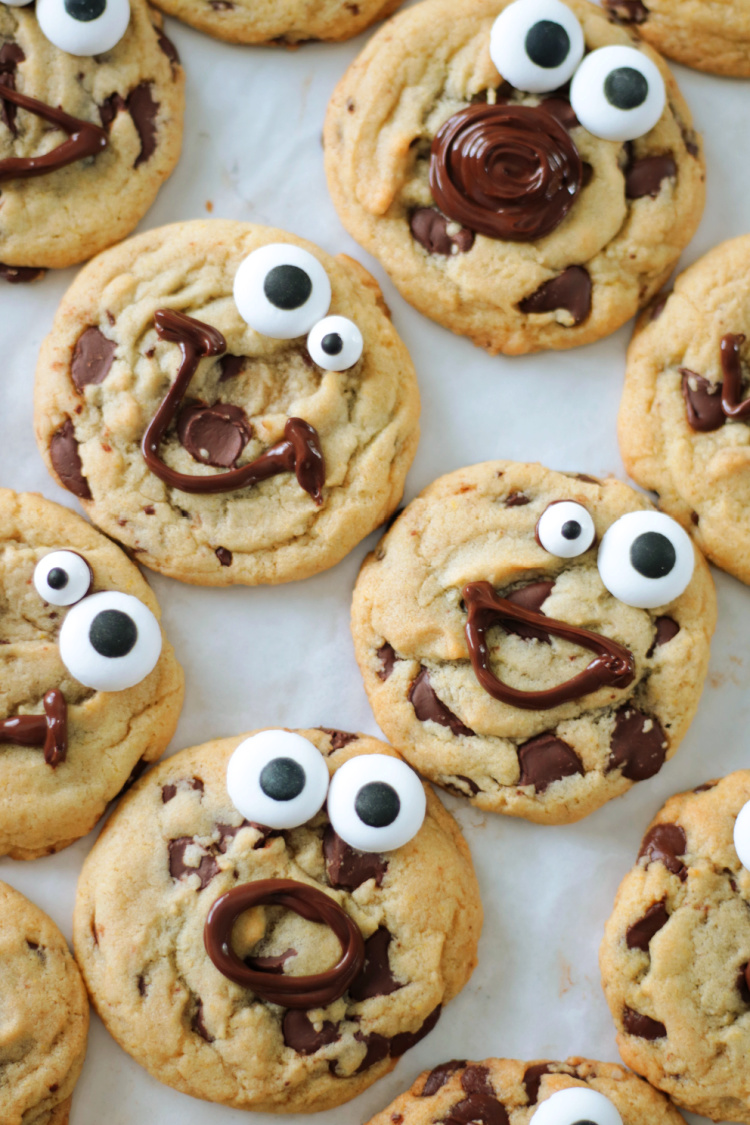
[
  {"xmin": 73, "ymin": 728, "xmax": 482, "ymax": 1112},
  {"xmin": 603, "ymin": 0, "xmax": 750, "ymax": 78},
  {"xmin": 0, "ymin": 881, "xmax": 89, "ymax": 1125},
  {"xmin": 0, "ymin": 489, "xmax": 183, "ymax": 859},
  {"xmin": 363, "ymin": 1056, "xmax": 686, "ymax": 1125},
  {"xmin": 351, "ymin": 461, "xmax": 715, "ymax": 825},
  {"xmin": 619, "ymin": 236, "xmax": 750, "ymax": 586},
  {"xmin": 34, "ymin": 220, "xmax": 421, "ymax": 586},
  {"xmin": 324, "ymin": 0, "xmax": 705, "ymax": 356},
  {"xmin": 600, "ymin": 772, "xmax": 750, "ymax": 1123},
  {"xmin": 0, "ymin": 0, "xmax": 184, "ymax": 274}
]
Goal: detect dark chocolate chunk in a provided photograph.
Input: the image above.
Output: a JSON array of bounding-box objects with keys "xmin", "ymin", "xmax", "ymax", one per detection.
[
  {"xmin": 50, "ymin": 419, "xmax": 91, "ymax": 499},
  {"xmin": 541, "ymin": 97, "xmax": 579, "ymax": 130},
  {"xmin": 0, "ymin": 262, "xmax": 44, "ymax": 284},
  {"xmin": 377, "ymin": 642, "xmax": 398, "ymax": 680},
  {"xmin": 137, "ymin": 973, "xmax": 147, "ymax": 996},
  {"xmin": 71, "ymin": 326, "xmax": 116, "ymax": 390},
  {"xmin": 681, "ymin": 369, "xmax": 725, "ymax": 432},
  {"xmin": 192, "ymin": 1000, "xmax": 214, "ymax": 1041},
  {"xmin": 639, "ymin": 823, "xmax": 687, "ymax": 880},
  {"xmin": 517, "ymin": 733, "xmax": 583, "ymax": 792},
  {"xmin": 161, "ymin": 776, "xmax": 204, "ymax": 803},
  {"xmin": 504, "ymin": 580, "xmax": 555, "ymax": 643},
  {"xmin": 215, "ymin": 820, "xmax": 250, "ymax": 852},
  {"xmin": 99, "ymin": 91, "xmax": 126, "ymax": 129},
  {"xmin": 461, "ymin": 1066, "xmax": 494, "ymax": 1096},
  {"xmin": 647, "ymin": 616, "xmax": 680, "ymax": 657},
  {"xmin": 410, "ymin": 208, "xmax": 475, "ymax": 256},
  {"xmin": 739, "ymin": 963, "xmax": 750, "ymax": 1005},
  {"xmin": 127, "ymin": 83, "xmax": 159, "ymax": 168},
  {"xmin": 409, "ymin": 668, "xmax": 474, "ymax": 737},
  {"xmin": 455, "ymin": 774, "xmax": 480, "ymax": 795},
  {"xmin": 349, "ymin": 927, "xmax": 401, "ymax": 1001},
  {"xmin": 523, "ymin": 1062, "xmax": 552, "ymax": 1104},
  {"xmin": 0, "ymin": 43, "xmax": 25, "ymax": 136},
  {"xmin": 693, "ymin": 780, "xmax": 717, "ymax": 793},
  {"xmin": 245, "ymin": 947, "xmax": 296, "ymax": 973},
  {"xmin": 215, "ymin": 547, "xmax": 232, "ymax": 567},
  {"xmin": 440, "ymin": 1071, "xmax": 509, "ymax": 1125},
  {"xmin": 282, "ymin": 1010, "xmax": 340, "ymax": 1054},
  {"xmin": 177, "ymin": 401, "xmax": 251, "ymax": 467},
  {"xmin": 505, "ymin": 491, "xmax": 530, "ymax": 507},
  {"xmin": 626, "ymin": 900, "xmax": 669, "ymax": 951},
  {"xmin": 318, "ymin": 729, "xmax": 357, "ymax": 752},
  {"xmin": 323, "ymin": 825, "xmax": 387, "ymax": 891},
  {"xmin": 390, "ymin": 1004, "xmax": 441, "ymax": 1057},
  {"xmin": 421, "ymin": 1060, "xmax": 467, "ymax": 1097},
  {"xmin": 622, "ymin": 1005, "xmax": 666, "ymax": 1040},
  {"xmin": 519, "ymin": 266, "xmax": 592, "ymax": 326},
  {"xmin": 603, "ymin": 0, "xmax": 649, "ymax": 22},
  {"xmin": 156, "ymin": 29, "xmax": 180, "ymax": 65},
  {"xmin": 219, "ymin": 354, "xmax": 245, "ymax": 381},
  {"xmin": 354, "ymin": 1030, "xmax": 391, "ymax": 1072},
  {"xmin": 168, "ymin": 837, "xmax": 220, "ymax": 889},
  {"xmin": 609, "ymin": 706, "xmax": 667, "ymax": 782},
  {"xmin": 625, "ymin": 153, "xmax": 677, "ymax": 199}
]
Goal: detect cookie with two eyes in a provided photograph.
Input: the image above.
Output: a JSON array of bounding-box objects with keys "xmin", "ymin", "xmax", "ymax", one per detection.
[
  {"xmin": 72, "ymin": 727, "xmax": 482, "ymax": 1112},
  {"xmin": 34, "ymin": 219, "xmax": 421, "ymax": 586},
  {"xmin": 324, "ymin": 0, "xmax": 705, "ymax": 356},
  {"xmin": 600, "ymin": 772, "xmax": 750, "ymax": 1123},
  {"xmin": 351, "ymin": 461, "xmax": 716, "ymax": 825},
  {"xmin": 0, "ymin": 489, "xmax": 183, "ymax": 859},
  {"xmin": 603, "ymin": 0, "xmax": 750, "ymax": 78}
]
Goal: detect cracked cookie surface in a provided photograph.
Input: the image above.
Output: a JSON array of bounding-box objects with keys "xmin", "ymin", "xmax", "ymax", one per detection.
[
  {"xmin": 147, "ymin": 0, "xmax": 402, "ymax": 45},
  {"xmin": 604, "ymin": 0, "xmax": 750, "ymax": 77}
]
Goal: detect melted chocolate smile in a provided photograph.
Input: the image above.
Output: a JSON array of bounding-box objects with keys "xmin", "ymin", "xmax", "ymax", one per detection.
[
  {"xmin": 0, "ymin": 83, "xmax": 108, "ymax": 182},
  {"xmin": 0, "ymin": 689, "xmax": 68, "ymax": 766}
]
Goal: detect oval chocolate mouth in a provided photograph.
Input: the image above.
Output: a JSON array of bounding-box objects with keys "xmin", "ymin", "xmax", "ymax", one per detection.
[
  {"xmin": 0, "ymin": 84, "xmax": 108, "ymax": 182},
  {"xmin": 463, "ymin": 580, "xmax": 635, "ymax": 710},
  {"xmin": 0, "ymin": 688, "xmax": 68, "ymax": 766}
]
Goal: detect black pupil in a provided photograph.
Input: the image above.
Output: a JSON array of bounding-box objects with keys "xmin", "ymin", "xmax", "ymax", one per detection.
[
  {"xmin": 263, "ymin": 265, "xmax": 312, "ymax": 311},
  {"xmin": 321, "ymin": 333, "xmax": 343, "ymax": 356},
  {"xmin": 355, "ymin": 781, "xmax": 400, "ymax": 828},
  {"xmin": 47, "ymin": 567, "xmax": 69, "ymax": 590},
  {"xmin": 572, "ymin": 1121, "xmax": 597, "ymax": 1125},
  {"xmin": 89, "ymin": 609, "xmax": 137, "ymax": 658},
  {"xmin": 604, "ymin": 66, "xmax": 648, "ymax": 110},
  {"xmin": 561, "ymin": 520, "xmax": 581, "ymax": 541},
  {"xmin": 64, "ymin": 0, "xmax": 107, "ymax": 21},
  {"xmin": 525, "ymin": 20, "xmax": 570, "ymax": 68},
  {"xmin": 259, "ymin": 757, "xmax": 306, "ymax": 802},
  {"xmin": 630, "ymin": 531, "xmax": 676, "ymax": 579}
]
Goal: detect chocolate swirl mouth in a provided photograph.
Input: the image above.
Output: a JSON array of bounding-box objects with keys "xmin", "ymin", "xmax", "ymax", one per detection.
[
  {"xmin": 429, "ymin": 103, "xmax": 582, "ymax": 243},
  {"xmin": 0, "ymin": 83, "xmax": 108, "ymax": 183},
  {"xmin": 0, "ymin": 689, "xmax": 68, "ymax": 767}
]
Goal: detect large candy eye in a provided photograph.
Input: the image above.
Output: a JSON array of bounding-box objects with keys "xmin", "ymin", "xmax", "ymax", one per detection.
[
  {"xmin": 570, "ymin": 46, "xmax": 666, "ymax": 142},
  {"xmin": 536, "ymin": 501, "xmax": 595, "ymax": 559},
  {"xmin": 531, "ymin": 1087, "xmax": 623, "ymax": 1125},
  {"xmin": 59, "ymin": 591, "xmax": 162, "ymax": 691},
  {"xmin": 734, "ymin": 800, "xmax": 750, "ymax": 873},
  {"xmin": 598, "ymin": 511, "xmax": 694, "ymax": 610},
  {"xmin": 327, "ymin": 754, "xmax": 426, "ymax": 852},
  {"xmin": 233, "ymin": 245, "xmax": 332, "ymax": 340},
  {"xmin": 489, "ymin": 0, "xmax": 584, "ymax": 94},
  {"xmin": 307, "ymin": 316, "xmax": 363, "ymax": 372},
  {"xmin": 34, "ymin": 550, "xmax": 92, "ymax": 607},
  {"xmin": 226, "ymin": 730, "xmax": 330, "ymax": 829},
  {"xmin": 36, "ymin": 0, "xmax": 130, "ymax": 56}
]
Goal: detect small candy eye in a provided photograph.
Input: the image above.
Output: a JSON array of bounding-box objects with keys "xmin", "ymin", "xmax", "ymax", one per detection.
[
  {"xmin": 489, "ymin": 0, "xmax": 584, "ymax": 94},
  {"xmin": 233, "ymin": 244, "xmax": 332, "ymax": 340},
  {"xmin": 307, "ymin": 316, "xmax": 363, "ymax": 372},
  {"xmin": 36, "ymin": 0, "xmax": 130, "ymax": 56},
  {"xmin": 536, "ymin": 501, "xmax": 595, "ymax": 559},
  {"xmin": 570, "ymin": 45, "xmax": 666, "ymax": 142},
  {"xmin": 597, "ymin": 511, "xmax": 694, "ymax": 610},
  {"xmin": 327, "ymin": 754, "xmax": 426, "ymax": 853},
  {"xmin": 226, "ymin": 730, "xmax": 330, "ymax": 829},
  {"xmin": 58, "ymin": 590, "xmax": 162, "ymax": 691},
  {"xmin": 734, "ymin": 800, "xmax": 750, "ymax": 872},
  {"xmin": 34, "ymin": 550, "xmax": 92, "ymax": 606},
  {"xmin": 531, "ymin": 1087, "xmax": 623, "ymax": 1125}
]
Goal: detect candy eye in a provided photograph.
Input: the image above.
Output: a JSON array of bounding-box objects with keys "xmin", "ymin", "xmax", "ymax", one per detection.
[
  {"xmin": 327, "ymin": 754, "xmax": 426, "ymax": 852},
  {"xmin": 4, "ymin": 0, "xmax": 34, "ymax": 7},
  {"xmin": 34, "ymin": 550, "xmax": 92, "ymax": 607},
  {"xmin": 489, "ymin": 0, "xmax": 584, "ymax": 94},
  {"xmin": 226, "ymin": 730, "xmax": 330, "ymax": 829},
  {"xmin": 233, "ymin": 244, "xmax": 332, "ymax": 340},
  {"xmin": 570, "ymin": 45, "xmax": 666, "ymax": 142},
  {"xmin": 734, "ymin": 800, "xmax": 750, "ymax": 873},
  {"xmin": 307, "ymin": 316, "xmax": 363, "ymax": 372},
  {"xmin": 536, "ymin": 501, "xmax": 595, "ymax": 559},
  {"xmin": 36, "ymin": 0, "xmax": 130, "ymax": 56},
  {"xmin": 58, "ymin": 590, "xmax": 162, "ymax": 691},
  {"xmin": 597, "ymin": 511, "xmax": 694, "ymax": 610},
  {"xmin": 531, "ymin": 1087, "xmax": 623, "ymax": 1125}
]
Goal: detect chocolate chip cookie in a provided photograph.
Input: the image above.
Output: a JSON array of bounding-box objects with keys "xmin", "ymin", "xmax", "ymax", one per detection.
[
  {"xmin": 34, "ymin": 220, "xmax": 421, "ymax": 586},
  {"xmin": 324, "ymin": 0, "xmax": 705, "ymax": 355},
  {"xmin": 0, "ymin": 488, "xmax": 183, "ymax": 859},
  {"xmin": 600, "ymin": 771, "xmax": 750, "ymax": 1123},
  {"xmin": 619, "ymin": 236, "xmax": 750, "ymax": 587},
  {"xmin": 351, "ymin": 461, "xmax": 716, "ymax": 825},
  {"xmin": 73, "ymin": 728, "xmax": 482, "ymax": 1112},
  {"xmin": 148, "ymin": 0, "xmax": 402, "ymax": 45},
  {"xmin": 0, "ymin": 881, "xmax": 89, "ymax": 1125},
  {"xmin": 603, "ymin": 0, "xmax": 750, "ymax": 77}
]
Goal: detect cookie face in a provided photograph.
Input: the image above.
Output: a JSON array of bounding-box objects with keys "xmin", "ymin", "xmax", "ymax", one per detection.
[
  {"xmin": 351, "ymin": 462, "xmax": 716, "ymax": 825},
  {"xmin": 147, "ymin": 0, "xmax": 402, "ymax": 45},
  {"xmin": 324, "ymin": 0, "xmax": 705, "ymax": 356},
  {"xmin": 0, "ymin": 0, "xmax": 184, "ymax": 272},
  {"xmin": 603, "ymin": 0, "xmax": 750, "ymax": 78},
  {"xmin": 0, "ymin": 489, "xmax": 183, "ymax": 859},
  {"xmin": 619, "ymin": 235, "xmax": 750, "ymax": 587},
  {"xmin": 600, "ymin": 772, "xmax": 750, "ymax": 1123},
  {"xmin": 0, "ymin": 881, "xmax": 89, "ymax": 1125},
  {"xmin": 72, "ymin": 729, "xmax": 482, "ymax": 1113},
  {"xmin": 34, "ymin": 220, "xmax": 421, "ymax": 586}
]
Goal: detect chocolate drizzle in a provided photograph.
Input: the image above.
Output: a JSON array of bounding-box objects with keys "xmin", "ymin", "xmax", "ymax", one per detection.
[
  {"xmin": 681, "ymin": 333, "xmax": 750, "ymax": 431},
  {"xmin": 0, "ymin": 689, "xmax": 68, "ymax": 767},
  {"xmin": 0, "ymin": 43, "xmax": 25, "ymax": 136},
  {"xmin": 0, "ymin": 83, "xmax": 108, "ymax": 183}
]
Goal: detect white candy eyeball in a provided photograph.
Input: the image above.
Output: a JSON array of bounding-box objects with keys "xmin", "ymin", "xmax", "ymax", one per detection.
[
  {"xmin": 531, "ymin": 1087, "xmax": 623, "ymax": 1125},
  {"xmin": 734, "ymin": 800, "xmax": 750, "ymax": 873},
  {"xmin": 36, "ymin": 0, "xmax": 130, "ymax": 56},
  {"xmin": 597, "ymin": 511, "xmax": 694, "ymax": 610},
  {"xmin": 233, "ymin": 244, "xmax": 332, "ymax": 340},
  {"xmin": 59, "ymin": 590, "xmax": 162, "ymax": 691},
  {"xmin": 307, "ymin": 316, "xmax": 363, "ymax": 372},
  {"xmin": 327, "ymin": 754, "xmax": 426, "ymax": 853},
  {"xmin": 536, "ymin": 501, "xmax": 595, "ymax": 559},
  {"xmin": 34, "ymin": 550, "xmax": 92, "ymax": 607},
  {"xmin": 489, "ymin": 0, "xmax": 584, "ymax": 94},
  {"xmin": 570, "ymin": 45, "xmax": 666, "ymax": 142},
  {"xmin": 225, "ymin": 730, "xmax": 330, "ymax": 830}
]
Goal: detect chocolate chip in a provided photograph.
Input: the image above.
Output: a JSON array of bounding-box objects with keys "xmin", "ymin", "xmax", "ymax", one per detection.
[
  {"xmin": 214, "ymin": 547, "xmax": 232, "ymax": 567},
  {"xmin": 0, "ymin": 263, "xmax": 44, "ymax": 284},
  {"xmin": 0, "ymin": 43, "xmax": 25, "ymax": 136},
  {"xmin": 694, "ymin": 780, "xmax": 717, "ymax": 794},
  {"xmin": 282, "ymin": 1010, "xmax": 340, "ymax": 1054},
  {"xmin": 519, "ymin": 266, "xmax": 592, "ymax": 326},
  {"xmin": 323, "ymin": 825, "xmax": 388, "ymax": 891},
  {"xmin": 192, "ymin": 1000, "xmax": 214, "ymax": 1042},
  {"xmin": 71, "ymin": 326, "xmax": 116, "ymax": 390},
  {"xmin": 541, "ymin": 97, "xmax": 578, "ymax": 130},
  {"xmin": 421, "ymin": 1060, "xmax": 467, "ymax": 1097},
  {"xmin": 461, "ymin": 1066, "xmax": 494, "ymax": 1096},
  {"xmin": 639, "ymin": 823, "xmax": 687, "ymax": 880},
  {"xmin": 245, "ymin": 947, "xmax": 296, "ymax": 973},
  {"xmin": 648, "ymin": 616, "xmax": 680, "ymax": 656},
  {"xmin": 137, "ymin": 973, "xmax": 147, "ymax": 996},
  {"xmin": 177, "ymin": 402, "xmax": 251, "ymax": 468},
  {"xmin": 575, "ymin": 473, "xmax": 600, "ymax": 484},
  {"xmin": 127, "ymin": 83, "xmax": 159, "ymax": 168},
  {"xmin": 99, "ymin": 91, "xmax": 126, "ymax": 129},
  {"xmin": 739, "ymin": 963, "xmax": 750, "ymax": 1004},
  {"xmin": 318, "ymin": 729, "xmax": 357, "ymax": 752},
  {"xmin": 354, "ymin": 1030, "xmax": 391, "ymax": 1072},
  {"xmin": 438, "ymin": 1067, "xmax": 510, "ymax": 1125},
  {"xmin": 455, "ymin": 774, "xmax": 480, "ymax": 795},
  {"xmin": 168, "ymin": 837, "xmax": 220, "ymax": 889},
  {"xmin": 523, "ymin": 1063, "xmax": 552, "ymax": 1104},
  {"xmin": 626, "ymin": 900, "xmax": 669, "ymax": 950},
  {"xmin": 156, "ymin": 29, "xmax": 180, "ymax": 65},
  {"xmin": 219, "ymin": 354, "xmax": 245, "ymax": 381},
  {"xmin": 609, "ymin": 707, "xmax": 667, "ymax": 781},
  {"xmin": 162, "ymin": 777, "xmax": 204, "ymax": 803},
  {"xmin": 410, "ymin": 208, "xmax": 475, "ymax": 256},
  {"xmin": 389, "ymin": 1004, "xmax": 441, "ymax": 1057},
  {"xmin": 50, "ymin": 419, "xmax": 91, "ymax": 499},
  {"xmin": 349, "ymin": 927, "xmax": 401, "ymax": 1001},
  {"xmin": 622, "ymin": 1005, "xmax": 666, "ymax": 1040},
  {"xmin": 603, "ymin": 0, "xmax": 649, "ymax": 22},
  {"xmin": 504, "ymin": 580, "xmax": 555, "ymax": 643},
  {"xmin": 517, "ymin": 733, "xmax": 583, "ymax": 792},
  {"xmin": 409, "ymin": 668, "xmax": 475, "ymax": 737},
  {"xmin": 377, "ymin": 642, "xmax": 398, "ymax": 680},
  {"xmin": 681, "ymin": 369, "xmax": 725, "ymax": 432},
  {"xmin": 625, "ymin": 153, "xmax": 677, "ymax": 199},
  {"xmin": 504, "ymin": 491, "xmax": 530, "ymax": 507}
]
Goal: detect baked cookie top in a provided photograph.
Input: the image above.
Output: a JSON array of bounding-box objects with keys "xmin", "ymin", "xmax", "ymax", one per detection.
[
  {"xmin": 0, "ymin": 489, "xmax": 183, "ymax": 859},
  {"xmin": 351, "ymin": 461, "xmax": 715, "ymax": 825},
  {"xmin": 600, "ymin": 771, "xmax": 750, "ymax": 1123},
  {"xmin": 619, "ymin": 235, "xmax": 750, "ymax": 587},
  {"xmin": 73, "ymin": 728, "xmax": 482, "ymax": 1113},
  {"xmin": 147, "ymin": 0, "xmax": 402, "ymax": 45},
  {"xmin": 34, "ymin": 220, "xmax": 421, "ymax": 586},
  {"xmin": 603, "ymin": 0, "xmax": 750, "ymax": 78},
  {"xmin": 0, "ymin": 881, "xmax": 89, "ymax": 1125},
  {"xmin": 324, "ymin": 0, "xmax": 705, "ymax": 355},
  {"xmin": 0, "ymin": 0, "xmax": 184, "ymax": 272}
]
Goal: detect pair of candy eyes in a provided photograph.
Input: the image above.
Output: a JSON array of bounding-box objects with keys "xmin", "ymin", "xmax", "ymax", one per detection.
[
  {"xmin": 531, "ymin": 1087, "xmax": 623, "ymax": 1125},
  {"xmin": 6, "ymin": 0, "xmax": 130, "ymax": 57},
  {"xmin": 490, "ymin": 0, "xmax": 666, "ymax": 143}
]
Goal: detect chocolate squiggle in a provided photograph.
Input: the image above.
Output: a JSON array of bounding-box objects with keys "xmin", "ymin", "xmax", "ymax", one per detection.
[
  {"xmin": 463, "ymin": 581, "xmax": 635, "ymax": 709},
  {"xmin": 142, "ymin": 309, "xmax": 325, "ymax": 502},
  {"xmin": 429, "ymin": 104, "xmax": 582, "ymax": 242},
  {"xmin": 0, "ymin": 689, "xmax": 68, "ymax": 767},
  {"xmin": 0, "ymin": 83, "xmax": 108, "ymax": 183},
  {"xmin": 204, "ymin": 879, "xmax": 365, "ymax": 1008},
  {"xmin": 681, "ymin": 333, "xmax": 750, "ymax": 432}
]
